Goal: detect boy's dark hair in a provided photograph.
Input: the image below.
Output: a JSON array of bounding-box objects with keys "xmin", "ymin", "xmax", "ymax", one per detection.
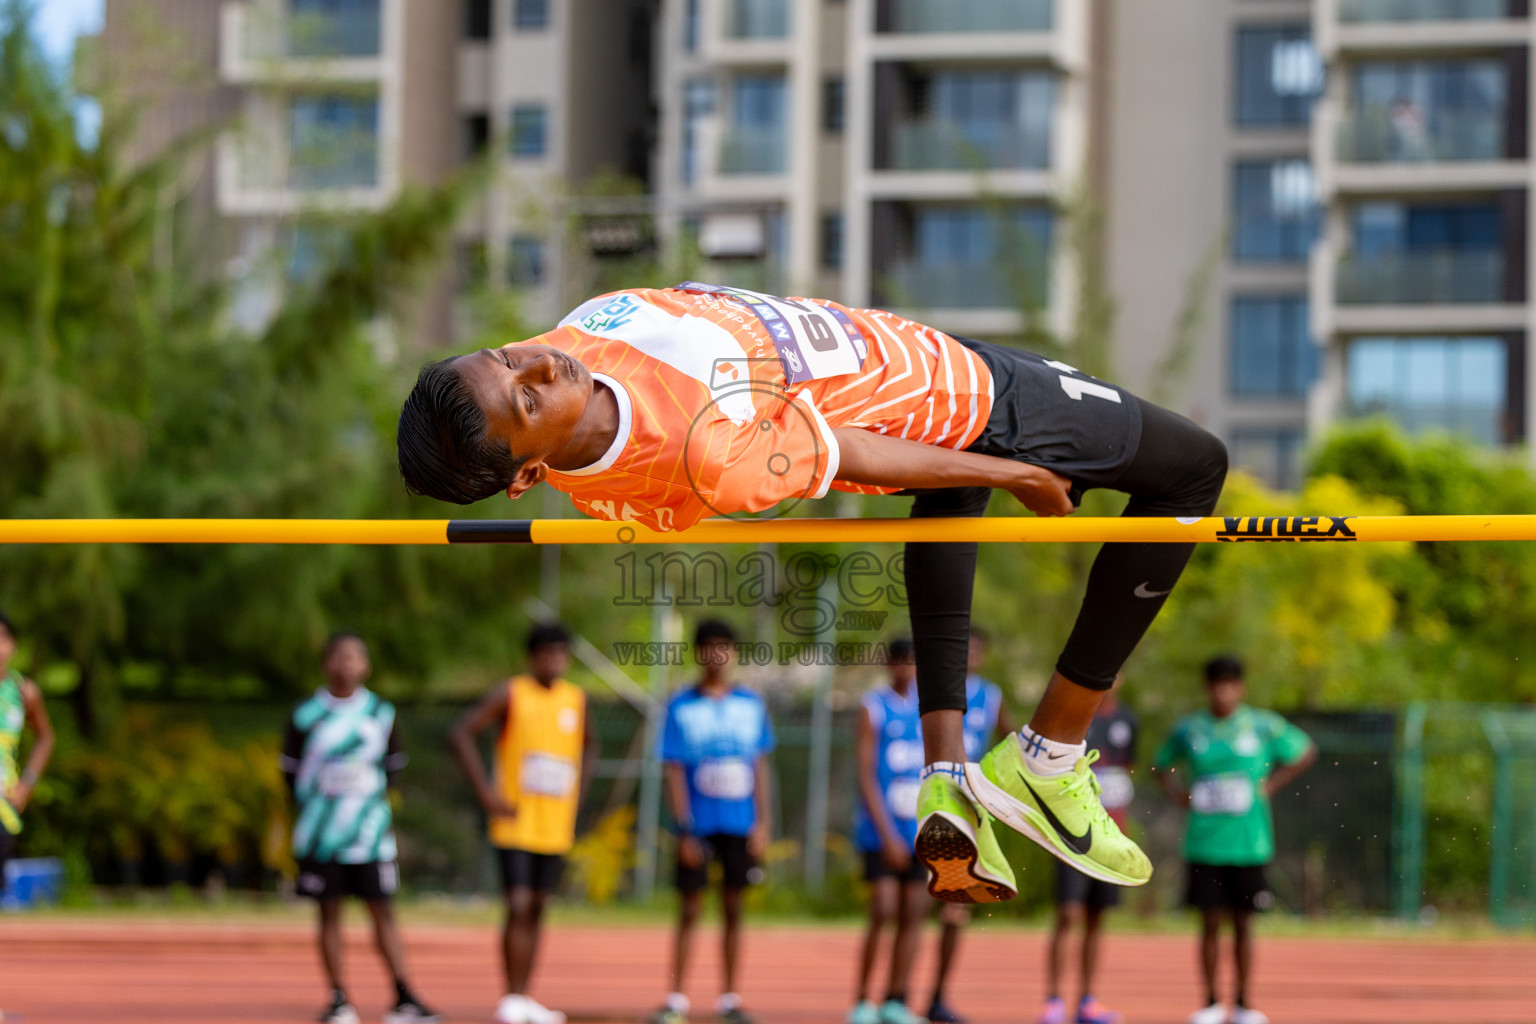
[
  {"xmin": 0, "ymin": 610, "xmax": 13, "ymax": 640},
  {"xmin": 1204, "ymin": 655, "xmax": 1245, "ymax": 684},
  {"xmin": 693, "ymin": 619, "xmax": 737, "ymax": 648},
  {"xmin": 324, "ymin": 631, "xmax": 367, "ymax": 657},
  {"xmin": 968, "ymin": 625, "xmax": 988, "ymax": 644},
  {"xmin": 397, "ymin": 358, "xmax": 527, "ymax": 504},
  {"xmin": 888, "ymin": 636, "xmax": 915, "ymax": 663},
  {"xmin": 526, "ymin": 622, "xmax": 572, "ymax": 654}
]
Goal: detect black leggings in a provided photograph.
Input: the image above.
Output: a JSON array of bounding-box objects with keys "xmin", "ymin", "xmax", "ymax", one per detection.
[{"xmin": 906, "ymin": 396, "xmax": 1228, "ymax": 715}]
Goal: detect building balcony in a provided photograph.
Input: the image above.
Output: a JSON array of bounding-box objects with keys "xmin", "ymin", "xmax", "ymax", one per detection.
[
  {"xmin": 1336, "ymin": 108, "xmax": 1504, "ymax": 162},
  {"xmin": 882, "ymin": 261, "xmax": 1044, "ymax": 310},
  {"xmin": 1335, "ymin": 249, "xmax": 1504, "ymax": 304},
  {"xmin": 220, "ymin": 1, "xmax": 385, "ymax": 83},
  {"xmin": 722, "ymin": 0, "xmax": 789, "ymax": 40},
  {"xmin": 718, "ymin": 128, "xmax": 787, "ymax": 175},
  {"xmin": 1338, "ymin": 0, "xmax": 1510, "ymax": 21},
  {"xmin": 880, "ymin": 0, "xmax": 1053, "ymax": 33},
  {"xmin": 888, "ymin": 121, "xmax": 1050, "ymax": 172}
]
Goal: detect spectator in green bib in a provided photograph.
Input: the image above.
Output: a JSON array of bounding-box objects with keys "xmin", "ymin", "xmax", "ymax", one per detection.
[{"xmin": 1151, "ymin": 656, "xmax": 1315, "ymax": 1024}]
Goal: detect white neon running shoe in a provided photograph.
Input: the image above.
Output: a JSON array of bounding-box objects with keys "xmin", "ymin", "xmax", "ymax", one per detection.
[
  {"xmin": 1229, "ymin": 1008, "xmax": 1269, "ymax": 1024},
  {"xmin": 1187, "ymin": 1004, "xmax": 1227, "ymax": 1024}
]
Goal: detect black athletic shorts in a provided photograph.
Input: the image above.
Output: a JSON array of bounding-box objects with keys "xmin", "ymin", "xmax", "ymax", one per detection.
[
  {"xmin": 497, "ymin": 847, "xmax": 567, "ymax": 894},
  {"xmin": 960, "ymin": 338, "xmax": 1143, "ymax": 492},
  {"xmin": 1057, "ymin": 860, "xmax": 1123, "ymax": 909},
  {"xmin": 676, "ymin": 833, "xmax": 762, "ymax": 892},
  {"xmin": 862, "ymin": 848, "xmax": 928, "ymax": 885},
  {"xmin": 296, "ymin": 858, "xmax": 399, "ymax": 902},
  {"xmin": 1185, "ymin": 862, "xmax": 1273, "ymax": 911}
]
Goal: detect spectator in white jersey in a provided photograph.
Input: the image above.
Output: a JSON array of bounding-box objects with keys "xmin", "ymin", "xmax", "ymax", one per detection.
[{"xmin": 281, "ymin": 633, "xmax": 439, "ymax": 1024}]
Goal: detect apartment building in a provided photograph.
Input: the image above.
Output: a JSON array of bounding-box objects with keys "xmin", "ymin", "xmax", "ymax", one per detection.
[{"xmin": 99, "ymin": 0, "xmax": 650, "ymax": 336}]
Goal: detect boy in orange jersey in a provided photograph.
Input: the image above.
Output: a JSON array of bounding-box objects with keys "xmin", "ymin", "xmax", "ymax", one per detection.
[
  {"xmin": 450, "ymin": 622, "xmax": 596, "ymax": 1024},
  {"xmin": 402, "ymin": 284, "xmax": 1227, "ymax": 897}
]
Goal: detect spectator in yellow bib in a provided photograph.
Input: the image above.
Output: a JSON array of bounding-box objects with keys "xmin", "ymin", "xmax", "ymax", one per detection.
[{"xmin": 451, "ymin": 623, "xmax": 596, "ymax": 1024}]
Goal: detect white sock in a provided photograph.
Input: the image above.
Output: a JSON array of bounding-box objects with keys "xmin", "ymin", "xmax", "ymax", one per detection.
[
  {"xmin": 921, "ymin": 761, "xmax": 974, "ymax": 797},
  {"xmin": 1017, "ymin": 726, "xmax": 1086, "ymax": 777},
  {"xmin": 666, "ymin": 992, "xmax": 690, "ymax": 1014},
  {"xmin": 716, "ymin": 993, "xmax": 741, "ymax": 1013}
]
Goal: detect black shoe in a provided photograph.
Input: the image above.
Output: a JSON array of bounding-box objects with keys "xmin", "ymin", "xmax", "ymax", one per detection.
[
  {"xmin": 719, "ymin": 1007, "xmax": 756, "ymax": 1024},
  {"xmin": 927, "ymin": 997, "xmax": 968, "ymax": 1024},
  {"xmin": 384, "ymin": 994, "xmax": 443, "ymax": 1024}
]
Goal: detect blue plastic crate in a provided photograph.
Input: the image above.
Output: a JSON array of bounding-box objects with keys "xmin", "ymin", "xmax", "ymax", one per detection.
[{"xmin": 2, "ymin": 857, "xmax": 64, "ymax": 911}]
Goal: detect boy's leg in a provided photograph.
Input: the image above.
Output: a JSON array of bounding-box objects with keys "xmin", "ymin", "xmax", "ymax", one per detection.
[
  {"xmin": 365, "ymin": 897, "xmax": 410, "ymax": 988},
  {"xmin": 1047, "ymin": 902, "xmax": 1082, "ymax": 1002},
  {"xmin": 1198, "ymin": 909, "xmax": 1223, "ymax": 1009},
  {"xmin": 721, "ymin": 883, "xmax": 744, "ymax": 997},
  {"xmin": 971, "ymin": 399, "xmax": 1226, "ymax": 886},
  {"xmin": 884, "ymin": 878, "xmax": 928, "ymax": 1005},
  {"xmin": 1079, "ymin": 904, "xmax": 1106, "ymax": 1002},
  {"xmin": 929, "ymin": 902, "xmax": 967, "ymax": 1009},
  {"xmin": 857, "ymin": 875, "xmax": 898, "ymax": 1003},
  {"xmin": 318, "ymin": 897, "xmax": 346, "ymax": 995},
  {"xmin": 505, "ymin": 886, "xmax": 548, "ymax": 994},
  {"xmin": 1232, "ymin": 908, "xmax": 1255, "ymax": 1009}
]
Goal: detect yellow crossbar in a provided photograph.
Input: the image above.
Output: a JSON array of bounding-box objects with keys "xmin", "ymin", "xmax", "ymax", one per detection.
[{"xmin": 0, "ymin": 515, "xmax": 1533, "ymax": 545}]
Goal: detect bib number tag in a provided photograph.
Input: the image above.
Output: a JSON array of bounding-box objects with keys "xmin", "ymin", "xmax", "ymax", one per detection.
[
  {"xmin": 318, "ymin": 760, "xmax": 376, "ymax": 798},
  {"xmin": 695, "ymin": 757, "xmax": 755, "ymax": 801},
  {"xmin": 521, "ymin": 753, "xmax": 577, "ymax": 798},
  {"xmin": 1095, "ymin": 766, "xmax": 1135, "ymax": 811},
  {"xmin": 1191, "ymin": 773, "xmax": 1255, "ymax": 816},
  {"xmin": 676, "ymin": 281, "xmax": 867, "ymax": 383},
  {"xmin": 886, "ymin": 778, "xmax": 921, "ymax": 821}
]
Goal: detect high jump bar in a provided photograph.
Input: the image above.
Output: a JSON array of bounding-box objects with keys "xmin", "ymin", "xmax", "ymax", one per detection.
[{"xmin": 0, "ymin": 515, "xmax": 1532, "ymax": 545}]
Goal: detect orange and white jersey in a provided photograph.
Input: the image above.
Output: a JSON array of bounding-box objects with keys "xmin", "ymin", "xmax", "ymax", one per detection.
[{"xmin": 526, "ymin": 285, "xmax": 994, "ymax": 532}]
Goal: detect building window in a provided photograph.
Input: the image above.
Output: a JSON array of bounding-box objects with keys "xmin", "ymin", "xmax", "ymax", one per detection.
[
  {"xmin": 510, "ymin": 104, "xmax": 548, "ymax": 158},
  {"xmin": 1235, "ymin": 25, "xmax": 1322, "ymax": 126},
  {"xmin": 1230, "ymin": 296, "xmax": 1316, "ymax": 398},
  {"xmin": 683, "ymin": 0, "xmax": 699, "ymax": 50},
  {"xmin": 1231, "ymin": 429, "xmax": 1305, "ymax": 491},
  {"xmin": 1347, "ymin": 336, "xmax": 1509, "ymax": 443},
  {"xmin": 508, "ymin": 235, "xmax": 545, "ymax": 285},
  {"xmin": 463, "ymin": 113, "xmax": 490, "ymax": 159},
  {"xmin": 823, "ymin": 76, "xmax": 846, "ymax": 134},
  {"xmin": 1345, "ymin": 59, "xmax": 1506, "ymax": 163},
  {"xmin": 514, "ymin": 0, "xmax": 549, "ymax": 29},
  {"xmin": 883, "ymin": 205, "xmax": 1053, "ymax": 309},
  {"xmin": 465, "ymin": 0, "xmax": 491, "ymax": 40},
  {"xmin": 821, "ymin": 213, "xmax": 844, "ymax": 269},
  {"xmin": 721, "ymin": 75, "xmax": 787, "ymax": 175},
  {"xmin": 886, "ymin": 67, "xmax": 1055, "ymax": 171},
  {"xmin": 456, "ymin": 241, "xmax": 489, "ymax": 291},
  {"xmin": 1233, "ymin": 159, "xmax": 1318, "ymax": 262},
  {"xmin": 681, "ymin": 77, "xmax": 716, "ymax": 185},
  {"xmin": 1339, "ymin": 200, "xmax": 1506, "ymax": 304},
  {"xmin": 289, "ymin": 0, "xmax": 381, "ymax": 57},
  {"xmin": 289, "ymin": 94, "xmax": 379, "ymax": 189}
]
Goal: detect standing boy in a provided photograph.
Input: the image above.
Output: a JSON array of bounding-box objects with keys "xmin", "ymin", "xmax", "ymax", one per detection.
[
  {"xmin": 1040, "ymin": 674, "xmax": 1137, "ymax": 1024},
  {"xmin": 0, "ymin": 610, "xmax": 55, "ymax": 888},
  {"xmin": 850, "ymin": 638, "xmax": 927, "ymax": 1024},
  {"xmin": 450, "ymin": 622, "xmax": 594, "ymax": 1024},
  {"xmin": 924, "ymin": 628, "xmax": 1014, "ymax": 1024},
  {"xmin": 651, "ymin": 620, "xmax": 774, "ymax": 1024},
  {"xmin": 398, "ymin": 283, "xmax": 1227, "ymax": 897},
  {"xmin": 1152, "ymin": 657, "xmax": 1315, "ymax": 1024},
  {"xmin": 281, "ymin": 633, "xmax": 438, "ymax": 1024}
]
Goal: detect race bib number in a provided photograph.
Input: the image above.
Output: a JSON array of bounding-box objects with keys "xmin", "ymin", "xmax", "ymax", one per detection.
[
  {"xmin": 676, "ymin": 282, "xmax": 867, "ymax": 384},
  {"xmin": 1095, "ymin": 766, "xmax": 1134, "ymax": 811},
  {"xmin": 695, "ymin": 757, "xmax": 755, "ymax": 801},
  {"xmin": 318, "ymin": 760, "xmax": 376, "ymax": 798},
  {"xmin": 1191, "ymin": 773, "xmax": 1255, "ymax": 816},
  {"xmin": 887, "ymin": 778, "xmax": 921, "ymax": 821},
  {"xmin": 521, "ymin": 753, "xmax": 577, "ymax": 798}
]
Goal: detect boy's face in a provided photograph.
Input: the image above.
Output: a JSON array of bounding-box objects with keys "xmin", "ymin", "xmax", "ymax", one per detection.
[
  {"xmin": 1206, "ymin": 676, "xmax": 1244, "ymax": 717},
  {"xmin": 324, "ymin": 638, "xmax": 371, "ymax": 692},
  {"xmin": 889, "ymin": 656, "xmax": 916, "ymax": 687},
  {"xmin": 455, "ymin": 343, "xmax": 595, "ymax": 493},
  {"xmin": 696, "ymin": 639, "xmax": 735, "ymax": 673},
  {"xmin": 967, "ymin": 635, "xmax": 986, "ymax": 673},
  {"xmin": 0, "ymin": 626, "xmax": 14, "ymax": 669},
  {"xmin": 529, "ymin": 642, "xmax": 571, "ymax": 683}
]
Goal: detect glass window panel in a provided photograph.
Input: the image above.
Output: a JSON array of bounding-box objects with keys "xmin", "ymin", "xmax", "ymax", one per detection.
[
  {"xmin": 1231, "ymin": 295, "xmax": 1316, "ymax": 397},
  {"xmin": 514, "ymin": 0, "xmax": 549, "ymax": 29},
  {"xmin": 464, "ymin": 0, "xmax": 491, "ymax": 40},
  {"xmin": 1236, "ymin": 25, "xmax": 1321, "ymax": 126},
  {"xmin": 510, "ymin": 104, "xmax": 547, "ymax": 157},
  {"xmin": 1346, "ymin": 336, "xmax": 1507, "ymax": 443},
  {"xmin": 1233, "ymin": 159, "xmax": 1318, "ymax": 262},
  {"xmin": 289, "ymin": 94, "xmax": 378, "ymax": 188},
  {"xmin": 508, "ymin": 235, "xmax": 544, "ymax": 285}
]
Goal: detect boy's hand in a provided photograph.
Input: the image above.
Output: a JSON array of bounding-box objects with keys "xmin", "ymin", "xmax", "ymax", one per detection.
[
  {"xmin": 1007, "ymin": 464, "xmax": 1076, "ymax": 517},
  {"xmin": 880, "ymin": 835, "xmax": 912, "ymax": 872},
  {"xmin": 678, "ymin": 835, "xmax": 707, "ymax": 869},
  {"xmin": 481, "ymin": 793, "xmax": 518, "ymax": 819},
  {"xmin": 5, "ymin": 782, "xmax": 31, "ymax": 812},
  {"xmin": 747, "ymin": 822, "xmax": 770, "ymax": 859}
]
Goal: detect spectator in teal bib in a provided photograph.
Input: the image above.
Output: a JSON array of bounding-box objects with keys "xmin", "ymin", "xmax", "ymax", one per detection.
[{"xmin": 1152, "ymin": 656, "xmax": 1315, "ymax": 1024}]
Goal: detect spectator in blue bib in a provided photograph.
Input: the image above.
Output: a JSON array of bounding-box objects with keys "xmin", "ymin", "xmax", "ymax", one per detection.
[{"xmin": 651, "ymin": 620, "xmax": 775, "ymax": 1024}]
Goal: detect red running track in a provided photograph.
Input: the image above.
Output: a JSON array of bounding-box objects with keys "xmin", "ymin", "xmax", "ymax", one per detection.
[{"xmin": 2, "ymin": 918, "xmax": 1534, "ymax": 1024}]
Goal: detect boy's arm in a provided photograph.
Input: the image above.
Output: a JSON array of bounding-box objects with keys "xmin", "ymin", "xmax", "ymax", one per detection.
[
  {"xmin": 749, "ymin": 752, "xmax": 773, "ymax": 857},
  {"xmin": 448, "ymin": 685, "xmax": 517, "ymax": 817},
  {"xmin": 578, "ymin": 698, "xmax": 597, "ymax": 808},
  {"xmin": 831, "ymin": 428, "xmax": 1075, "ymax": 516},
  {"xmin": 855, "ymin": 705, "xmax": 908, "ymax": 865},
  {"xmin": 6, "ymin": 681, "xmax": 54, "ymax": 812},
  {"xmin": 383, "ymin": 719, "xmax": 407, "ymax": 790}
]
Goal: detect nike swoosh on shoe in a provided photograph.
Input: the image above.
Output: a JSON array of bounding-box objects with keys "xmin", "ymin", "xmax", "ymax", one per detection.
[{"xmin": 1020, "ymin": 772, "xmax": 1093, "ymax": 855}]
